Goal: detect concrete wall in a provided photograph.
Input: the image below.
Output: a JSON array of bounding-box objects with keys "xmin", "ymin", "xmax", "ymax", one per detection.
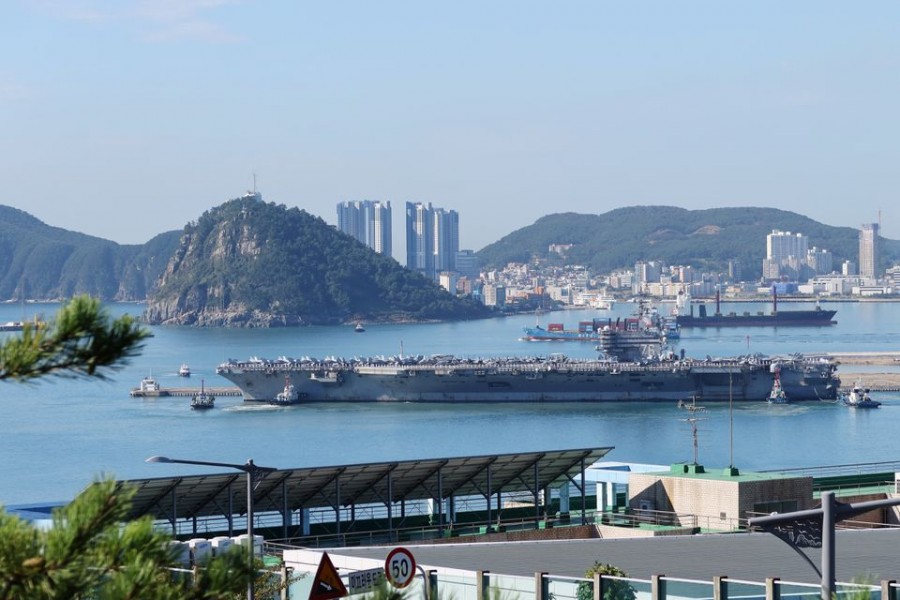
[{"xmin": 627, "ymin": 470, "xmax": 813, "ymax": 530}]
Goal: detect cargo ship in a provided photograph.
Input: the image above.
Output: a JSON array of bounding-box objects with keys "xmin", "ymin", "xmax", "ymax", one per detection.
[
  {"xmin": 522, "ymin": 302, "xmax": 677, "ymax": 343},
  {"xmin": 675, "ymin": 289, "xmax": 836, "ymax": 328},
  {"xmin": 215, "ymin": 327, "xmax": 839, "ymax": 404}
]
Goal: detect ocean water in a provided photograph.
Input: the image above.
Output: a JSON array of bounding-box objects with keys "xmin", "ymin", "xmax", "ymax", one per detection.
[{"xmin": 1, "ymin": 299, "xmax": 899, "ymax": 506}]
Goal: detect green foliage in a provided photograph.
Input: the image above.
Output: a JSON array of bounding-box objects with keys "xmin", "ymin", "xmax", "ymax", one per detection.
[
  {"xmin": 0, "ymin": 205, "xmax": 181, "ymax": 301},
  {"xmin": 477, "ymin": 206, "xmax": 900, "ymax": 279},
  {"xmin": 361, "ymin": 580, "xmax": 411, "ymax": 600},
  {"xmin": 0, "ymin": 295, "xmax": 151, "ymax": 382},
  {"xmin": 575, "ymin": 563, "xmax": 636, "ymax": 600},
  {"xmin": 148, "ymin": 196, "xmax": 491, "ymax": 325},
  {"xmin": 0, "ymin": 479, "xmax": 254, "ymax": 600}
]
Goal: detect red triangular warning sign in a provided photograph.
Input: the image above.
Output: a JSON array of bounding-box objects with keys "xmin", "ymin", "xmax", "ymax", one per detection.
[{"xmin": 309, "ymin": 552, "xmax": 348, "ymax": 600}]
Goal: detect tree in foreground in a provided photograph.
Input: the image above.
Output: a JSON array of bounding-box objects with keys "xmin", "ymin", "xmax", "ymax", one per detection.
[
  {"xmin": 0, "ymin": 295, "xmax": 151, "ymax": 382},
  {"xmin": 576, "ymin": 562, "xmax": 637, "ymax": 600},
  {"xmin": 0, "ymin": 297, "xmax": 260, "ymax": 598},
  {"xmin": 0, "ymin": 479, "xmax": 255, "ymax": 600}
]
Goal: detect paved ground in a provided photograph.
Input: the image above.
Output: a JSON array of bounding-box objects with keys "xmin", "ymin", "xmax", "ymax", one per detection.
[
  {"xmin": 825, "ymin": 353, "xmax": 900, "ymax": 391},
  {"xmin": 334, "ymin": 528, "xmax": 900, "ymax": 584}
]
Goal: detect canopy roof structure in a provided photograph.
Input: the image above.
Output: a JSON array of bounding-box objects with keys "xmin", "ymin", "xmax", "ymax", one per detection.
[{"xmin": 100, "ymin": 447, "xmax": 613, "ymax": 541}]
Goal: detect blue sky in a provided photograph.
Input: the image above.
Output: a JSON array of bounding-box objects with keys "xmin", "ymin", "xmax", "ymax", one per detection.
[{"xmin": 3, "ymin": 1, "xmax": 898, "ymax": 257}]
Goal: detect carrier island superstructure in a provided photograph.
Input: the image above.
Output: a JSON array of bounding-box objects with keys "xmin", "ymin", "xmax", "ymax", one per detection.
[{"xmin": 215, "ymin": 326, "xmax": 840, "ymax": 404}]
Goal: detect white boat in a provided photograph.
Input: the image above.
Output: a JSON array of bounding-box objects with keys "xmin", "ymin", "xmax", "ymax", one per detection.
[
  {"xmin": 590, "ymin": 296, "xmax": 615, "ymax": 311},
  {"xmin": 842, "ymin": 383, "xmax": 881, "ymax": 408},
  {"xmin": 139, "ymin": 375, "xmax": 160, "ymax": 394},
  {"xmin": 0, "ymin": 321, "xmax": 25, "ymax": 332},
  {"xmin": 270, "ymin": 377, "xmax": 300, "ymax": 405},
  {"xmin": 355, "ymin": 322, "xmax": 366, "ymax": 333},
  {"xmin": 191, "ymin": 380, "xmax": 215, "ymax": 410},
  {"xmin": 179, "ymin": 363, "xmax": 191, "ymax": 377}
]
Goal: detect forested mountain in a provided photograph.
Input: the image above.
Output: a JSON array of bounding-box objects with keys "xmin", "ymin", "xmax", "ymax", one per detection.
[
  {"xmin": 0, "ymin": 205, "xmax": 180, "ymax": 300},
  {"xmin": 477, "ymin": 206, "xmax": 900, "ymax": 279},
  {"xmin": 144, "ymin": 196, "xmax": 490, "ymax": 326}
]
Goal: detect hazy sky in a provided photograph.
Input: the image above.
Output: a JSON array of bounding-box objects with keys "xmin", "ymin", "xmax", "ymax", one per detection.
[{"xmin": 3, "ymin": 1, "xmax": 898, "ymax": 257}]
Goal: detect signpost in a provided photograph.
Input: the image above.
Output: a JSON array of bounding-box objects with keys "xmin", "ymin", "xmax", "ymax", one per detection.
[
  {"xmin": 384, "ymin": 547, "xmax": 417, "ymax": 589},
  {"xmin": 347, "ymin": 567, "xmax": 385, "ymax": 593},
  {"xmin": 309, "ymin": 552, "xmax": 348, "ymax": 600}
]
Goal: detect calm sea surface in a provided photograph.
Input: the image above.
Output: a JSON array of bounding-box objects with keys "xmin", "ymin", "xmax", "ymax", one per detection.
[{"xmin": 2, "ymin": 299, "xmax": 899, "ymax": 506}]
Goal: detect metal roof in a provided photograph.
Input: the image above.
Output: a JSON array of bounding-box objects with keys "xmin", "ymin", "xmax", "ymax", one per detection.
[{"xmin": 106, "ymin": 447, "xmax": 613, "ymax": 523}]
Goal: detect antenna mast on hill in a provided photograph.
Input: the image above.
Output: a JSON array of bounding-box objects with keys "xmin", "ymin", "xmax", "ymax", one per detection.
[{"xmin": 678, "ymin": 397, "xmax": 708, "ymax": 465}]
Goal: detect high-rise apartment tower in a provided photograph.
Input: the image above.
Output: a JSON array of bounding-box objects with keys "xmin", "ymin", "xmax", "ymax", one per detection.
[
  {"xmin": 859, "ymin": 223, "xmax": 879, "ymax": 280},
  {"xmin": 336, "ymin": 200, "xmax": 392, "ymax": 256},
  {"xmin": 406, "ymin": 202, "xmax": 459, "ymax": 279}
]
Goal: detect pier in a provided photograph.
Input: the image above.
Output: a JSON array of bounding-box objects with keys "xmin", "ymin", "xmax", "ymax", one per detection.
[{"xmin": 129, "ymin": 386, "xmax": 243, "ymax": 398}]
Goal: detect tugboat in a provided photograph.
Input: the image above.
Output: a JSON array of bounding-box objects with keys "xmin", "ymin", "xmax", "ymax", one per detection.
[
  {"xmin": 190, "ymin": 380, "xmax": 215, "ymax": 410},
  {"xmin": 767, "ymin": 366, "xmax": 789, "ymax": 404},
  {"xmin": 843, "ymin": 383, "xmax": 881, "ymax": 408},
  {"xmin": 270, "ymin": 376, "xmax": 299, "ymax": 405}
]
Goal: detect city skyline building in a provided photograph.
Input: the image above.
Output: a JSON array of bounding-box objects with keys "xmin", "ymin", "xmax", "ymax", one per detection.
[
  {"xmin": 859, "ymin": 223, "xmax": 879, "ymax": 280},
  {"xmin": 406, "ymin": 202, "xmax": 459, "ymax": 279},
  {"xmin": 764, "ymin": 230, "xmax": 809, "ymax": 282},
  {"xmin": 336, "ymin": 200, "xmax": 392, "ymax": 256}
]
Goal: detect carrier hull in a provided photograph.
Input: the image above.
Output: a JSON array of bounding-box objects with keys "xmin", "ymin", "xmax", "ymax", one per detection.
[{"xmin": 216, "ymin": 355, "xmax": 839, "ymax": 404}]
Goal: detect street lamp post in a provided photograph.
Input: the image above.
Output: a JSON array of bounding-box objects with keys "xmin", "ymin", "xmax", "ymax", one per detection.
[{"xmin": 146, "ymin": 455, "xmax": 277, "ymax": 600}]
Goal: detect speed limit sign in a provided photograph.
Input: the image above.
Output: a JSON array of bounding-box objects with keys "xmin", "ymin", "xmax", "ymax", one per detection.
[{"xmin": 384, "ymin": 547, "xmax": 417, "ymax": 589}]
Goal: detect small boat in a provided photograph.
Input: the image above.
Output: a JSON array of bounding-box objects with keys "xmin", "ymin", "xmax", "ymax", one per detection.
[
  {"xmin": 139, "ymin": 375, "xmax": 160, "ymax": 394},
  {"xmin": 191, "ymin": 380, "xmax": 215, "ymax": 410},
  {"xmin": 0, "ymin": 317, "xmax": 45, "ymax": 332},
  {"xmin": 843, "ymin": 383, "xmax": 881, "ymax": 408},
  {"xmin": 270, "ymin": 376, "xmax": 299, "ymax": 405},
  {"xmin": 767, "ymin": 368, "xmax": 789, "ymax": 404},
  {"xmin": 179, "ymin": 363, "xmax": 191, "ymax": 377},
  {"xmin": 355, "ymin": 322, "xmax": 366, "ymax": 333}
]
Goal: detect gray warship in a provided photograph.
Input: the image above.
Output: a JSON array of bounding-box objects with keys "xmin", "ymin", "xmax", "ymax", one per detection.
[{"xmin": 215, "ymin": 326, "xmax": 840, "ymax": 404}]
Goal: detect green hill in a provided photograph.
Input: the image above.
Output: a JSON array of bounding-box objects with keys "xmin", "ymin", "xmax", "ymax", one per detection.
[
  {"xmin": 476, "ymin": 206, "xmax": 900, "ymax": 278},
  {"xmin": 0, "ymin": 205, "xmax": 180, "ymax": 300},
  {"xmin": 144, "ymin": 195, "xmax": 490, "ymax": 326}
]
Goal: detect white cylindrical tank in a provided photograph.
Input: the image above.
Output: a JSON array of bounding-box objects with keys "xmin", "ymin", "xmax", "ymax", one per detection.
[
  {"xmin": 168, "ymin": 540, "xmax": 191, "ymax": 568},
  {"xmin": 210, "ymin": 536, "xmax": 233, "ymax": 556},
  {"xmin": 231, "ymin": 533, "xmax": 264, "ymax": 556},
  {"xmin": 188, "ymin": 538, "xmax": 213, "ymax": 565}
]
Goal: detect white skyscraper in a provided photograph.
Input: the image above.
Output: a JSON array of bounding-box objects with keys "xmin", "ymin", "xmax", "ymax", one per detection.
[
  {"xmin": 406, "ymin": 202, "xmax": 459, "ymax": 280},
  {"xmin": 336, "ymin": 200, "xmax": 392, "ymax": 256},
  {"xmin": 859, "ymin": 223, "xmax": 879, "ymax": 280}
]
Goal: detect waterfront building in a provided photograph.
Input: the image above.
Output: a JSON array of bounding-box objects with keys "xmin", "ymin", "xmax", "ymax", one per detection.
[
  {"xmin": 336, "ymin": 200, "xmax": 392, "ymax": 255},
  {"xmin": 887, "ymin": 266, "xmax": 900, "ymax": 289},
  {"xmin": 764, "ymin": 230, "xmax": 809, "ymax": 282},
  {"xmin": 727, "ymin": 259, "xmax": 742, "ymax": 283},
  {"xmin": 762, "ymin": 258, "xmax": 780, "ymax": 281},
  {"xmin": 634, "ymin": 261, "xmax": 663, "ymax": 294},
  {"xmin": 482, "ymin": 283, "xmax": 506, "ymax": 306},
  {"xmin": 807, "ymin": 246, "xmax": 833, "ymax": 276},
  {"xmin": 859, "ymin": 222, "xmax": 879, "ymax": 280},
  {"xmin": 438, "ymin": 271, "xmax": 458, "ymax": 295},
  {"xmin": 454, "ymin": 250, "xmax": 480, "ymax": 280},
  {"xmin": 842, "ymin": 260, "xmax": 857, "ymax": 276}
]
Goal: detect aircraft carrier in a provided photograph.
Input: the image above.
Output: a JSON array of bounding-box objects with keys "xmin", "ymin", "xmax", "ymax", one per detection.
[{"xmin": 215, "ymin": 351, "xmax": 840, "ymax": 404}]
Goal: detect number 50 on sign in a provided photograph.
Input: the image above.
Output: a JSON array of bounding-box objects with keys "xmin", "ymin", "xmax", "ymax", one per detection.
[{"xmin": 384, "ymin": 547, "xmax": 417, "ymax": 589}]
